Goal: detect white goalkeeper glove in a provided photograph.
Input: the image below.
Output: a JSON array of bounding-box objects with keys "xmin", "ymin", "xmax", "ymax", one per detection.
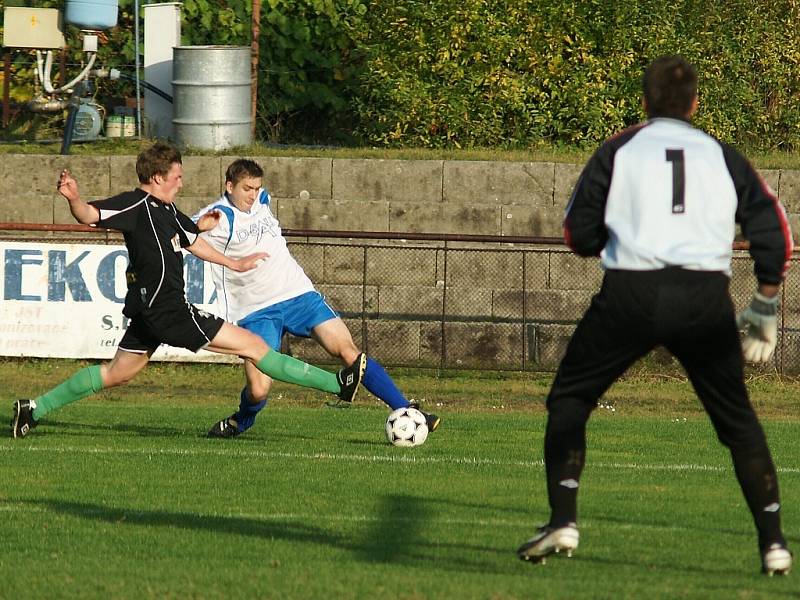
[{"xmin": 736, "ymin": 292, "xmax": 779, "ymax": 363}]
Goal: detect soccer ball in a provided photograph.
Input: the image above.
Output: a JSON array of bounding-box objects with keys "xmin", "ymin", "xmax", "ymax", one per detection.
[{"xmin": 385, "ymin": 407, "xmax": 429, "ymax": 447}]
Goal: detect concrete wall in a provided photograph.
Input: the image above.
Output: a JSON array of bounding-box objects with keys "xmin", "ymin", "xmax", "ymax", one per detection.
[{"xmin": 3, "ymin": 154, "xmax": 799, "ymax": 236}]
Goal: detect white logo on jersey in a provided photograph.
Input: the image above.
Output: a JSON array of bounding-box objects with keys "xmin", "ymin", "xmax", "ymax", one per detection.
[
  {"xmin": 170, "ymin": 234, "xmax": 181, "ymax": 252},
  {"xmin": 236, "ymin": 214, "xmax": 279, "ymax": 244}
]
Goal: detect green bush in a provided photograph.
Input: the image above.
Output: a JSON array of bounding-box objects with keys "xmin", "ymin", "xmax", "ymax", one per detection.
[
  {"xmin": 351, "ymin": 0, "xmax": 800, "ymax": 149},
  {"xmin": 2, "ymin": 0, "xmax": 798, "ymax": 150}
]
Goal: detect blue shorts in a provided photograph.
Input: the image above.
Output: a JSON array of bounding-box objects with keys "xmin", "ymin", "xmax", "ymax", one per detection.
[{"xmin": 237, "ymin": 291, "xmax": 338, "ymax": 350}]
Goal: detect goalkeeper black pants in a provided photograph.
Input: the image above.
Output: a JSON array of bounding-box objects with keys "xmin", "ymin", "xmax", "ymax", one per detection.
[{"xmin": 543, "ymin": 267, "xmax": 785, "ymax": 549}]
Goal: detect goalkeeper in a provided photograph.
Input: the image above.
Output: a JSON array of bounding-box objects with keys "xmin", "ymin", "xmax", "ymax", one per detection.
[{"xmin": 517, "ymin": 56, "xmax": 793, "ymax": 575}]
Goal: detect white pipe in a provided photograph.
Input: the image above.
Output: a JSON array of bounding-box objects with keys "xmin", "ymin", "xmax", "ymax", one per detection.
[
  {"xmin": 42, "ymin": 50, "xmax": 98, "ymax": 94},
  {"xmin": 35, "ymin": 50, "xmax": 46, "ymax": 87},
  {"xmin": 42, "ymin": 50, "xmax": 54, "ymax": 92},
  {"xmin": 58, "ymin": 52, "xmax": 97, "ymax": 92}
]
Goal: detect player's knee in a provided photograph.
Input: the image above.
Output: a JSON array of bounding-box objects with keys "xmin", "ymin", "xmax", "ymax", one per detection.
[
  {"xmin": 331, "ymin": 339, "xmax": 361, "ymax": 364},
  {"xmin": 102, "ymin": 370, "xmax": 131, "ymax": 388},
  {"xmin": 252, "ymin": 330, "xmax": 270, "ymax": 351},
  {"xmin": 99, "ymin": 363, "xmax": 118, "ymax": 387},
  {"xmin": 718, "ymin": 422, "xmax": 768, "ymax": 454},
  {"xmin": 248, "ymin": 380, "xmax": 272, "ymax": 402},
  {"xmin": 547, "ymin": 395, "xmax": 594, "ymax": 432}
]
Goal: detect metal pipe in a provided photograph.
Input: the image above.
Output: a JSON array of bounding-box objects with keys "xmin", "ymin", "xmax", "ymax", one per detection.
[
  {"xmin": 3, "ymin": 52, "xmax": 10, "ymax": 128},
  {"xmin": 134, "ymin": 0, "xmax": 142, "ymax": 137},
  {"xmin": 0, "ymin": 224, "xmax": 776, "ymax": 253},
  {"xmin": 59, "ymin": 48, "xmax": 66, "ymax": 88},
  {"xmin": 251, "ymin": 0, "xmax": 261, "ymax": 139},
  {"xmin": 60, "ymin": 99, "xmax": 80, "ymax": 155},
  {"xmin": 26, "ymin": 96, "xmax": 70, "ymax": 113}
]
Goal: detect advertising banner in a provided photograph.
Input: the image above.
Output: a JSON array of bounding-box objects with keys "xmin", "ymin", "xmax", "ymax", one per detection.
[{"xmin": 0, "ymin": 241, "xmax": 233, "ymax": 362}]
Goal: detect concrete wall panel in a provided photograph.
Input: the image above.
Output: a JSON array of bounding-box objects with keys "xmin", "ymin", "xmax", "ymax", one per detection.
[
  {"xmin": 377, "ymin": 285, "xmax": 444, "ymax": 317},
  {"xmin": 389, "ymin": 202, "xmax": 500, "ymax": 235},
  {"xmin": 444, "ymin": 251, "xmax": 524, "ymax": 289},
  {"xmin": 365, "ymin": 320, "xmax": 422, "ymax": 363},
  {"xmin": 333, "ymin": 158, "xmax": 443, "ymax": 203},
  {"xmin": 443, "ymin": 160, "xmax": 554, "ymax": 206},
  {"xmin": 277, "ymin": 198, "xmax": 390, "ymax": 232},
  {"xmin": 365, "ymin": 246, "xmax": 438, "ymax": 286},
  {"xmin": 501, "ymin": 204, "xmax": 563, "ymax": 237}
]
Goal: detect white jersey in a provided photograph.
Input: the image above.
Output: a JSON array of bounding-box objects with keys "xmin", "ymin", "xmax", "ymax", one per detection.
[
  {"xmin": 565, "ymin": 118, "xmax": 792, "ymax": 283},
  {"xmin": 603, "ymin": 119, "xmax": 736, "ymax": 272},
  {"xmin": 194, "ymin": 189, "xmax": 314, "ymax": 323}
]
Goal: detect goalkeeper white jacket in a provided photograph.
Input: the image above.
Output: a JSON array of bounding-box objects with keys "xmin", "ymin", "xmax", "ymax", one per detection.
[{"xmin": 565, "ymin": 117, "xmax": 793, "ymax": 284}]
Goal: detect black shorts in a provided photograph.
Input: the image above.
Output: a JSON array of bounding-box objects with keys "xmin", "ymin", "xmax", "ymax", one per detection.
[
  {"xmin": 118, "ymin": 301, "xmax": 225, "ymax": 354},
  {"xmin": 549, "ymin": 267, "xmax": 759, "ymax": 448}
]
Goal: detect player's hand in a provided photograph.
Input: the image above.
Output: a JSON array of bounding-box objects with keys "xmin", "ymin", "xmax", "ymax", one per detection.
[
  {"xmin": 235, "ymin": 252, "xmax": 269, "ymax": 272},
  {"xmin": 196, "ymin": 210, "xmax": 221, "ymax": 232},
  {"xmin": 737, "ymin": 292, "xmax": 779, "ymax": 363},
  {"xmin": 57, "ymin": 169, "xmax": 80, "ymax": 202}
]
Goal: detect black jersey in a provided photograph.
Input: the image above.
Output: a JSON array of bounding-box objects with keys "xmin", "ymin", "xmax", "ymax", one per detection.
[
  {"xmin": 89, "ymin": 189, "xmax": 200, "ymax": 317},
  {"xmin": 565, "ymin": 118, "xmax": 793, "ymax": 285}
]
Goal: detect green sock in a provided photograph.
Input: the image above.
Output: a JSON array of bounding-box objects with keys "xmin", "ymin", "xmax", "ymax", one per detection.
[
  {"xmin": 32, "ymin": 365, "xmax": 104, "ymax": 421},
  {"xmin": 256, "ymin": 351, "xmax": 339, "ymax": 395}
]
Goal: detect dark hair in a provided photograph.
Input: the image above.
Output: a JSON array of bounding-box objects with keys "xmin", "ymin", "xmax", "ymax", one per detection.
[
  {"xmin": 225, "ymin": 159, "xmax": 264, "ymax": 185},
  {"xmin": 642, "ymin": 56, "xmax": 698, "ymax": 119},
  {"xmin": 136, "ymin": 142, "xmax": 182, "ymax": 183}
]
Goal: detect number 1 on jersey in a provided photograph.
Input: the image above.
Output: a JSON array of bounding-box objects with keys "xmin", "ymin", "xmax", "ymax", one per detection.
[{"xmin": 666, "ymin": 149, "xmax": 685, "ymax": 214}]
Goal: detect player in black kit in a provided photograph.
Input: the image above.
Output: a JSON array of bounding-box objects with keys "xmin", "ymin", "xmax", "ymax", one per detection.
[
  {"xmin": 516, "ymin": 56, "xmax": 793, "ymax": 575},
  {"xmin": 12, "ymin": 143, "xmax": 365, "ymax": 438}
]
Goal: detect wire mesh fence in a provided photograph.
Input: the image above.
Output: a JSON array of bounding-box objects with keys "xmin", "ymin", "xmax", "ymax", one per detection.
[
  {"xmin": 282, "ymin": 237, "xmax": 800, "ymax": 374},
  {"xmin": 1, "ymin": 225, "xmax": 798, "ymax": 374}
]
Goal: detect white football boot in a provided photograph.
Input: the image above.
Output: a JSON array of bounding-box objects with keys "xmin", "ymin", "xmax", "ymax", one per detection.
[
  {"xmin": 762, "ymin": 543, "xmax": 792, "ymax": 576},
  {"xmin": 517, "ymin": 523, "xmax": 579, "ymax": 564}
]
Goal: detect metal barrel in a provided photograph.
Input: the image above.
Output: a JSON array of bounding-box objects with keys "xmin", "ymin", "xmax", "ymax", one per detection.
[{"xmin": 172, "ymin": 46, "xmax": 252, "ymax": 150}]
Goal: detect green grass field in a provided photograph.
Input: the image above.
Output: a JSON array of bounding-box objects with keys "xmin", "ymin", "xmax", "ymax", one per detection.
[{"xmin": 2, "ymin": 359, "xmax": 800, "ymax": 599}]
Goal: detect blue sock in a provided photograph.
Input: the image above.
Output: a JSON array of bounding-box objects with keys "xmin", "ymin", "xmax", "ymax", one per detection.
[
  {"xmin": 362, "ymin": 357, "xmax": 409, "ymax": 410},
  {"xmin": 235, "ymin": 387, "xmax": 267, "ymax": 432}
]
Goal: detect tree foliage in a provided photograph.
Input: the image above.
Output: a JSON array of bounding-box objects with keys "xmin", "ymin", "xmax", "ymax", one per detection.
[
  {"xmin": 351, "ymin": 0, "xmax": 800, "ymax": 150},
  {"xmin": 2, "ymin": 0, "xmax": 799, "ymax": 150}
]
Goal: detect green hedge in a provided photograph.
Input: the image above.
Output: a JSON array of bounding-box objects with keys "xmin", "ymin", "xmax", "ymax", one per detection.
[
  {"xmin": 351, "ymin": 0, "xmax": 800, "ymax": 149},
  {"xmin": 3, "ymin": 0, "xmax": 799, "ymax": 150}
]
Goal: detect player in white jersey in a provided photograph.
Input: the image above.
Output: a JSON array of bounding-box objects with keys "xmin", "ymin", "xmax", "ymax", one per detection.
[
  {"xmin": 194, "ymin": 159, "xmax": 440, "ymax": 438},
  {"xmin": 517, "ymin": 56, "xmax": 793, "ymax": 575}
]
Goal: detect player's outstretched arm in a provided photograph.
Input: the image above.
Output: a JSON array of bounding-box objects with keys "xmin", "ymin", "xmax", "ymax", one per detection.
[
  {"xmin": 57, "ymin": 169, "xmax": 100, "ymax": 225},
  {"xmin": 187, "ymin": 236, "xmax": 268, "ymax": 272}
]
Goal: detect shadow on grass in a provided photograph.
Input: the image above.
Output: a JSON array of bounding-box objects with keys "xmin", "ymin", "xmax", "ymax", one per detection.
[
  {"xmin": 27, "ymin": 497, "xmax": 340, "ymax": 546},
  {"xmin": 588, "ymin": 511, "xmax": 757, "ymax": 540},
  {"xmin": 42, "ymin": 419, "xmax": 192, "ymax": 439},
  {"xmin": 39, "ymin": 418, "xmax": 359, "ymax": 444},
  {"xmin": 345, "ymin": 437, "xmax": 389, "ymax": 448},
  {"xmin": 25, "ymin": 495, "xmax": 520, "ymax": 575},
  {"xmin": 22, "ymin": 496, "xmax": 769, "ymax": 581},
  {"xmin": 356, "ymin": 493, "xmax": 426, "ymax": 563}
]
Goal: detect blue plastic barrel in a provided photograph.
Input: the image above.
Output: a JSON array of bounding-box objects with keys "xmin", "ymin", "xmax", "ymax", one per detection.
[{"xmin": 65, "ymin": 0, "xmax": 119, "ymax": 30}]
